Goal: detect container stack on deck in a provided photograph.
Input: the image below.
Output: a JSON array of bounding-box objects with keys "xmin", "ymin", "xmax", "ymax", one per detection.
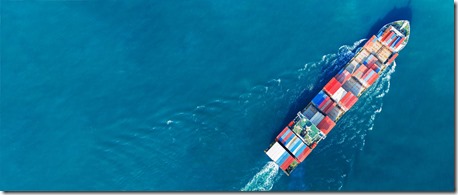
[{"xmin": 265, "ymin": 21, "xmax": 409, "ymax": 176}]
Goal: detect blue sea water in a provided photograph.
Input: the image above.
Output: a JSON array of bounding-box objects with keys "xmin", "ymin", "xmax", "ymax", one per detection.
[{"xmin": 0, "ymin": 0, "xmax": 454, "ymax": 191}]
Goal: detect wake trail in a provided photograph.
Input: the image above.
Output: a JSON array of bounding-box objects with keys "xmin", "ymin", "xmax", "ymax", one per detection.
[
  {"xmin": 239, "ymin": 39, "xmax": 365, "ymax": 191},
  {"xmin": 241, "ymin": 161, "xmax": 281, "ymax": 191}
]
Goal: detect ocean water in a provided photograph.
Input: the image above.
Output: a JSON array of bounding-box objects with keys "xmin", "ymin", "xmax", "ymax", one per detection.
[{"xmin": 0, "ymin": 0, "xmax": 454, "ymax": 191}]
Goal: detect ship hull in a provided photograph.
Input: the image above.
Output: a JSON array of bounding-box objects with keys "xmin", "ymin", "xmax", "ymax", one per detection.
[{"xmin": 264, "ymin": 20, "xmax": 410, "ymax": 176}]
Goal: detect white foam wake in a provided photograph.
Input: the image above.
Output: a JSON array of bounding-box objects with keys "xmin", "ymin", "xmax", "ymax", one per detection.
[{"xmin": 241, "ymin": 161, "xmax": 280, "ymax": 191}]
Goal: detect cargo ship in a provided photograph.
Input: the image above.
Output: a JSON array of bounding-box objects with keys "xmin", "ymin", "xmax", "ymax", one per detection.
[{"xmin": 264, "ymin": 20, "xmax": 410, "ymax": 176}]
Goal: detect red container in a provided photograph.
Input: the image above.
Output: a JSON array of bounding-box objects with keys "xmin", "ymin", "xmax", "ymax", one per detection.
[
  {"xmin": 280, "ymin": 156, "xmax": 295, "ymax": 170},
  {"xmin": 380, "ymin": 28, "xmax": 390, "ymax": 41},
  {"xmin": 324, "ymin": 78, "xmax": 342, "ymax": 95},
  {"xmin": 394, "ymin": 37, "xmax": 406, "ymax": 49},
  {"xmin": 335, "ymin": 70, "xmax": 351, "ymax": 84},
  {"xmin": 386, "ymin": 53, "xmax": 399, "ymax": 65},
  {"xmin": 318, "ymin": 97, "xmax": 336, "ymax": 114},
  {"xmin": 339, "ymin": 92, "xmax": 358, "ymax": 110},
  {"xmin": 367, "ymin": 63, "xmax": 380, "ymax": 73},
  {"xmin": 364, "ymin": 36, "xmax": 375, "ymax": 48},
  {"xmin": 387, "ymin": 35, "xmax": 397, "ymax": 47},
  {"xmin": 288, "ymin": 120, "xmax": 294, "ymax": 127},
  {"xmin": 323, "ymin": 103, "xmax": 336, "ymax": 114},
  {"xmin": 276, "ymin": 127, "xmax": 290, "ymax": 141},
  {"xmin": 384, "ymin": 32, "xmax": 395, "ymax": 44},
  {"xmin": 367, "ymin": 71, "xmax": 380, "ymax": 86},
  {"xmin": 381, "ymin": 31, "xmax": 394, "ymax": 42},
  {"xmin": 298, "ymin": 147, "xmax": 313, "ymax": 162},
  {"xmin": 317, "ymin": 116, "xmax": 336, "ymax": 134},
  {"xmin": 284, "ymin": 130, "xmax": 294, "ymax": 142},
  {"xmin": 353, "ymin": 64, "xmax": 368, "ymax": 79}
]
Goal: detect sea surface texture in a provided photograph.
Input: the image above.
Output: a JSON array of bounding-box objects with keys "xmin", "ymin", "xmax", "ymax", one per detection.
[{"xmin": 1, "ymin": 0, "xmax": 454, "ymax": 191}]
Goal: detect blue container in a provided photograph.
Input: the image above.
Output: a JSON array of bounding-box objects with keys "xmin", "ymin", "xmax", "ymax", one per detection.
[
  {"xmin": 391, "ymin": 36, "xmax": 402, "ymax": 48},
  {"xmin": 294, "ymin": 144, "xmax": 308, "ymax": 157},
  {"xmin": 276, "ymin": 151, "xmax": 290, "ymax": 165},
  {"xmin": 312, "ymin": 91, "xmax": 327, "ymax": 106},
  {"xmin": 386, "ymin": 34, "xmax": 397, "ymax": 44},
  {"xmin": 304, "ymin": 104, "xmax": 317, "ymax": 120},
  {"xmin": 289, "ymin": 139, "xmax": 303, "ymax": 153},
  {"xmin": 279, "ymin": 129, "xmax": 290, "ymax": 143}
]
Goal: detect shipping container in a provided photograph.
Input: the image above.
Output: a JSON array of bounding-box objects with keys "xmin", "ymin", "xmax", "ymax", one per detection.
[
  {"xmin": 366, "ymin": 71, "xmax": 379, "ymax": 86},
  {"xmin": 317, "ymin": 116, "xmax": 336, "ymax": 134},
  {"xmin": 365, "ymin": 38, "xmax": 383, "ymax": 53},
  {"xmin": 345, "ymin": 60, "xmax": 360, "ymax": 74},
  {"xmin": 390, "ymin": 36, "xmax": 402, "ymax": 48},
  {"xmin": 375, "ymin": 60, "xmax": 384, "ymax": 71},
  {"xmin": 331, "ymin": 87, "xmax": 347, "ymax": 102},
  {"xmin": 318, "ymin": 96, "xmax": 335, "ymax": 114},
  {"xmin": 286, "ymin": 138, "xmax": 302, "ymax": 155},
  {"xmin": 297, "ymin": 147, "xmax": 313, "ymax": 162},
  {"xmin": 367, "ymin": 62, "xmax": 381, "ymax": 73},
  {"xmin": 386, "ymin": 33, "xmax": 397, "ymax": 45},
  {"xmin": 342, "ymin": 77, "xmax": 366, "ymax": 97},
  {"xmin": 363, "ymin": 54, "xmax": 374, "ymax": 65},
  {"xmin": 361, "ymin": 69, "xmax": 376, "ymax": 86},
  {"xmin": 327, "ymin": 104, "xmax": 345, "ymax": 121},
  {"xmin": 310, "ymin": 111, "xmax": 325, "ymax": 126},
  {"xmin": 394, "ymin": 37, "xmax": 406, "ymax": 49},
  {"xmin": 354, "ymin": 49, "xmax": 370, "ymax": 63},
  {"xmin": 338, "ymin": 92, "xmax": 358, "ymax": 111},
  {"xmin": 294, "ymin": 144, "xmax": 308, "ymax": 157},
  {"xmin": 288, "ymin": 120, "xmax": 294, "ymax": 127},
  {"xmin": 280, "ymin": 156, "xmax": 295, "ymax": 170},
  {"xmin": 382, "ymin": 31, "xmax": 395, "ymax": 43},
  {"xmin": 303, "ymin": 104, "xmax": 319, "ymax": 120},
  {"xmin": 387, "ymin": 35, "xmax": 398, "ymax": 47},
  {"xmin": 376, "ymin": 46, "xmax": 392, "ymax": 63},
  {"xmin": 277, "ymin": 127, "xmax": 294, "ymax": 143},
  {"xmin": 311, "ymin": 90, "xmax": 327, "ymax": 107},
  {"xmin": 364, "ymin": 36, "xmax": 375, "ymax": 48},
  {"xmin": 376, "ymin": 30, "xmax": 383, "ymax": 38},
  {"xmin": 323, "ymin": 102, "xmax": 336, "ymax": 115},
  {"xmin": 324, "ymin": 78, "xmax": 342, "ymax": 95},
  {"xmin": 381, "ymin": 30, "xmax": 392, "ymax": 42},
  {"xmin": 276, "ymin": 150, "xmax": 291, "ymax": 166},
  {"xmin": 276, "ymin": 127, "xmax": 290, "ymax": 141},
  {"xmin": 386, "ymin": 53, "xmax": 399, "ymax": 65},
  {"xmin": 265, "ymin": 142, "xmax": 287, "ymax": 162},
  {"xmin": 292, "ymin": 142, "xmax": 308, "ymax": 157},
  {"xmin": 335, "ymin": 69, "xmax": 351, "ymax": 84},
  {"xmin": 277, "ymin": 129, "xmax": 308, "ymax": 159},
  {"xmin": 353, "ymin": 63, "xmax": 369, "ymax": 80},
  {"xmin": 379, "ymin": 27, "xmax": 391, "ymax": 41}
]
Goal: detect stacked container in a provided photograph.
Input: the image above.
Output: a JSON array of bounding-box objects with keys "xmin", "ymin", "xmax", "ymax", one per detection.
[
  {"xmin": 354, "ymin": 49, "xmax": 370, "ymax": 63},
  {"xmin": 327, "ymin": 105, "xmax": 345, "ymax": 121},
  {"xmin": 338, "ymin": 92, "xmax": 358, "ymax": 111},
  {"xmin": 303, "ymin": 104, "xmax": 319, "ymax": 120},
  {"xmin": 323, "ymin": 78, "xmax": 342, "ymax": 96},
  {"xmin": 316, "ymin": 116, "xmax": 336, "ymax": 134},
  {"xmin": 335, "ymin": 69, "xmax": 352, "ymax": 84},
  {"xmin": 342, "ymin": 77, "xmax": 366, "ymax": 97},
  {"xmin": 265, "ymin": 142, "xmax": 296, "ymax": 169},
  {"xmin": 265, "ymin": 21, "xmax": 408, "ymax": 176},
  {"xmin": 311, "ymin": 90, "xmax": 336, "ymax": 115}
]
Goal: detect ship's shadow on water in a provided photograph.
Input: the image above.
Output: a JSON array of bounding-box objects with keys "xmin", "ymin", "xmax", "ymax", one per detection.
[
  {"xmin": 274, "ymin": 3, "xmax": 412, "ymax": 191},
  {"xmin": 365, "ymin": 2, "xmax": 413, "ymax": 38}
]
